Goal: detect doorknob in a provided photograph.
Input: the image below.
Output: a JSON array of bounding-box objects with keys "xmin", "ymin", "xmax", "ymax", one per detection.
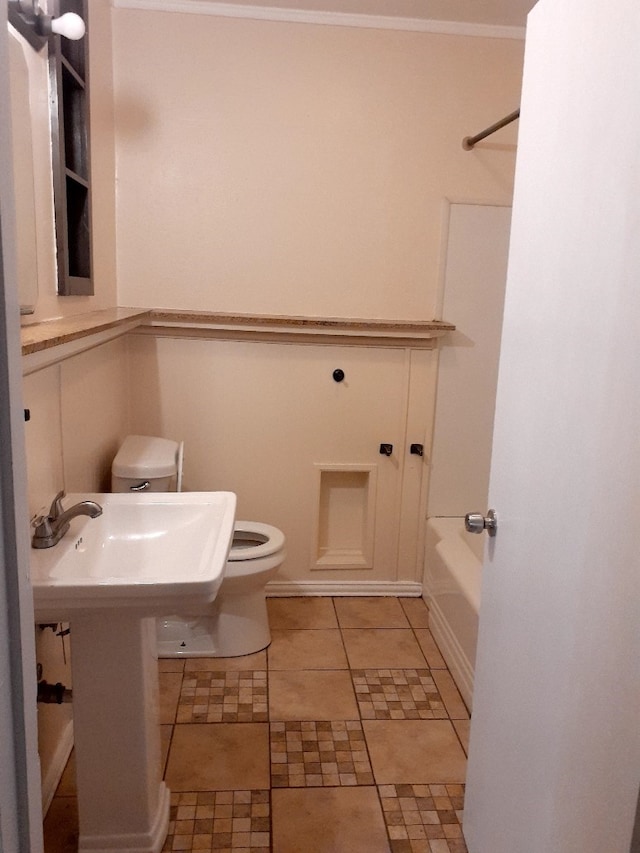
[
  {"xmin": 379, "ymin": 443, "xmax": 393, "ymax": 456},
  {"xmin": 465, "ymin": 509, "xmax": 498, "ymax": 537}
]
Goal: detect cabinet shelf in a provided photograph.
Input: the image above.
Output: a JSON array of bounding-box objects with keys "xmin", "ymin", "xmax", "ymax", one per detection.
[
  {"xmin": 60, "ymin": 55, "xmax": 85, "ymax": 88},
  {"xmin": 49, "ymin": 0, "xmax": 92, "ymax": 295},
  {"xmin": 65, "ymin": 167, "xmax": 89, "ymax": 189}
]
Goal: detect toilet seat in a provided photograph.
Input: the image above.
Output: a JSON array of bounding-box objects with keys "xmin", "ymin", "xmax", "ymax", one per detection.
[{"xmin": 229, "ymin": 521, "xmax": 285, "ymax": 562}]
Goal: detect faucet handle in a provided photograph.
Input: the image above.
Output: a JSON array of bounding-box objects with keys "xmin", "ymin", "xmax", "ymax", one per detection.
[
  {"xmin": 48, "ymin": 490, "xmax": 66, "ymax": 520},
  {"xmin": 32, "ymin": 514, "xmax": 53, "ymax": 537}
]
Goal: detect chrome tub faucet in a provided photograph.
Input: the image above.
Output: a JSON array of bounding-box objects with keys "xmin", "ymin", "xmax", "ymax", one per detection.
[{"xmin": 32, "ymin": 490, "xmax": 102, "ymax": 549}]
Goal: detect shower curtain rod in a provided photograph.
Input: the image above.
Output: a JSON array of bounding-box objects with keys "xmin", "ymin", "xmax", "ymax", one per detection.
[{"xmin": 462, "ymin": 108, "xmax": 520, "ymax": 150}]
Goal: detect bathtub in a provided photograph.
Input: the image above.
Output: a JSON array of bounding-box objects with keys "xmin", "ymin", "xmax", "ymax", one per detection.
[{"xmin": 423, "ymin": 517, "xmax": 483, "ymax": 711}]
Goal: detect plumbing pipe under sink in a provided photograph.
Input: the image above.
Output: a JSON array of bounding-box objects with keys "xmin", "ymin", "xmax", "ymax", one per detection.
[{"xmin": 37, "ymin": 679, "xmax": 72, "ymax": 703}]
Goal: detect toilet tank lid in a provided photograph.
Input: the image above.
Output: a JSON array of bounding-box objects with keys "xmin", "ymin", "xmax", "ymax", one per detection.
[{"xmin": 112, "ymin": 435, "xmax": 180, "ymax": 478}]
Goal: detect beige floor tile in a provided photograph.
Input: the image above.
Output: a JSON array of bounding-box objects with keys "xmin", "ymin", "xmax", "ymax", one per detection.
[
  {"xmin": 363, "ymin": 720, "xmax": 467, "ymax": 784},
  {"xmin": 160, "ymin": 724, "xmax": 172, "ymax": 772},
  {"xmin": 453, "ymin": 719, "xmax": 471, "ymax": 756},
  {"xmin": 183, "ymin": 649, "xmax": 267, "ymax": 671},
  {"xmin": 267, "ymin": 597, "xmax": 338, "ymax": 629},
  {"xmin": 272, "ymin": 786, "xmax": 391, "ymax": 853},
  {"xmin": 165, "ymin": 789, "xmax": 270, "ymax": 852},
  {"xmin": 352, "ymin": 668, "xmax": 447, "ymax": 720},
  {"xmin": 159, "ymin": 671, "xmax": 183, "ymax": 724},
  {"xmin": 378, "ymin": 783, "xmax": 467, "ymax": 853},
  {"xmin": 334, "ymin": 596, "xmax": 409, "ymax": 628},
  {"xmin": 158, "ymin": 658, "xmax": 185, "ymax": 673},
  {"xmin": 342, "ymin": 628, "xmax": 427, "ymax": 669},
  {"xmin": 43, "ymin": 797, "xmax": 78, "ymax": 853},
  {"xmin": 431, "ymin": 670, "xmax": 470, "ymax": 720},
  {"xmin": 414, "ymin": 629, "xmax": 447, "ymax": 669},
  {"xmin": 271, "ymin": 720, "xmax": 374, "ymax": 788},
  {"xmin": 178, "ymin": 669, "xmax": 268, "ymax": 723},
  {"xmin": 400, "ymin": 596, "xmax": 431, "ymax": 628},
  {"xmin": 165, "ymin": 722, "xmax": 270, "ymax": 791},
  {"xmin": 269, "ymin": 670, "xmax": 358, "ymax": 720},
  {"xmin": 268, "ymin": 629, "xmax": 348, "ymax": 670}
]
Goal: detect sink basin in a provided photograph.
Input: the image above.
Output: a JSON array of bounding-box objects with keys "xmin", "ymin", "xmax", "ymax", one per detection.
[{"xmin": 30, "ymin": 491, "xmax": 236, "ymax": 621}]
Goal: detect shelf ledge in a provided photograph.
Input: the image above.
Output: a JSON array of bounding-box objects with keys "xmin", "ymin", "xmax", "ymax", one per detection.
[
  {"xmin": 21, "ymin": 307, "xmax": 455, "ymax": 358},
  {"xmin": 144, "ymin": 310, "xmax": 455, "ymax": 347}
]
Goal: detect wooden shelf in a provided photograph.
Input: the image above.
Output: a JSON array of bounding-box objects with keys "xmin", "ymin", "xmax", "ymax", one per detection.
[{"xmin": 21, "ymin": 309, "xmax": 455, "ymax": 356}]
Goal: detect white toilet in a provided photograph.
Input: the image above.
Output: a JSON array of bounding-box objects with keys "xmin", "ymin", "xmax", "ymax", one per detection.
[{"xmin": 111, "ymin": 435, "xmax": 286, "ymax": 657}]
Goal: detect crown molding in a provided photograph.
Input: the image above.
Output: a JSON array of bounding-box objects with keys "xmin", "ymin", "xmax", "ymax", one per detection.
[{"xmin": 112, "ymin": 0, "xmax": 526, "ymax": 40}]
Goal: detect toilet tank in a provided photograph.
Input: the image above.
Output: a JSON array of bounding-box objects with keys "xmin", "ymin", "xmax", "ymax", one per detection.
[{"xmin": 111, "ymin": 435, "xmax": 182, "ymax": 493}]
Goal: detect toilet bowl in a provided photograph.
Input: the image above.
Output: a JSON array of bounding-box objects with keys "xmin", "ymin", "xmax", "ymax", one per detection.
[{"xmin": 111, "ymin": 435, "xmax": 286, "ymax": 658}]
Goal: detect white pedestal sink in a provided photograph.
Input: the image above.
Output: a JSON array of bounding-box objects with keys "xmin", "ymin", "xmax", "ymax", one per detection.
[{"xmin": 30, "ymin": 492, "xmax": 236, "ymax": 853}]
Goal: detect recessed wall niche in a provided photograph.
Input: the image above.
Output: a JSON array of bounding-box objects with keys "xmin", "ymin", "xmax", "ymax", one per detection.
[{"xmin": 312, "ymin": 465, "xmax": 377, "ymax": 570}]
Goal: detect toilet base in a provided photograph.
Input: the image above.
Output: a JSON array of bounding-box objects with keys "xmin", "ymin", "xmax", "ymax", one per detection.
[
  {"xmin": 156, "ymin": 589, "xmax": 272, "ymax": 658},
  {"xmin": 156, "ymin": 616, "xmax": 220, "ymax": 657}
]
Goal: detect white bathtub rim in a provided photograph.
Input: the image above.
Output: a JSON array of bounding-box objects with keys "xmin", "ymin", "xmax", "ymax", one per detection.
[
  {"xmin": 429, "ymin": 596, "xmax": 474, "ymax": 712},
  {"xmin": 427, "ymin": 516, "xmax": 482, "ymax": 612},
  {"xmin": 434, "ymin": 539, "xmax": 481, "ymax": 613},
  {"xmin": 424, "ymin": 515, "xmax": 481, "ymax": 712}
]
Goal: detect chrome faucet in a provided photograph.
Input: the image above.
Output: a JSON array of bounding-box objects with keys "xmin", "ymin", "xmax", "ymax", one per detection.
[{"xmin": 31, "ymin": 490, "xmax": 103, "ymax": 549}]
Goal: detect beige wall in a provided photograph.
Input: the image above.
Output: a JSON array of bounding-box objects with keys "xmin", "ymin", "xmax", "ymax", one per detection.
[
  {"xmin": 127, "ymin": 334, "xmax": 435, "ymax": 585},
  {"xmin": 23, "ymin": 338, "xmax": 130, "ymax": 515},
  {"xmin": 113, "ymin": 11, "xmax": 523, "ymax": 586},
  {"xmin": 427, "ymin": 202, "xmax": 512, "ymax": 518},
  {"xmin": 113, "ymin": 12, "xmax": 523, "ymax": 318}
]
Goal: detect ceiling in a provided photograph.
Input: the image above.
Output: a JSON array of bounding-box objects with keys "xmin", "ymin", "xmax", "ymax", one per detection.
[{"xmin": 203, "ymin": 0, "xmax": 539, "ymax": 29}]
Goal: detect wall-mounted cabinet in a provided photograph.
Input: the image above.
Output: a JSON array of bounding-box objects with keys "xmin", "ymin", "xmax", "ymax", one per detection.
[{"xmin": 49, "ymin": 0, "xmax": 92, "ymax": 294}]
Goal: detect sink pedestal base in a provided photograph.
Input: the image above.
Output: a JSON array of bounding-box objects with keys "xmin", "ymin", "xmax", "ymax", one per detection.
[{"xmin": 71, "ymin": 613, "xmax": 170, "ymax": 852}]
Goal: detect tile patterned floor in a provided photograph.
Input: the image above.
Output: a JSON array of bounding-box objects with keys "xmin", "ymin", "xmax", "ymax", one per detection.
[
  {"xmin": 43, "ymin": 596, "xmax": 469, "ymax": 853},
  {"xmin": 379, "ymin": 784, "xmax": 467, "ymax": 853},
  {"xmin": 352, "ymin": 669, "xmax": 448, "ymax": 720},
  {"xmin": 177, "ymin": 669, "xmax": 269, "ymax": 723},
  {"xmin": 168, "ymin": 790, "xmax": 270, "ymax": 851},
  {"xmin": 270, "ymin": 720, "xmax": 374, "ymax": 788}
]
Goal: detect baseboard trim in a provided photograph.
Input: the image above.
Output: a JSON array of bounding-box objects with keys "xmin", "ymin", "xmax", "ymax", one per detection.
[
  {"xmin": 266, "ymin": 580, "xmax": 422, "ymax": 597},
  {"xmin": 41, "ymin": 717, "xmax": 74, "ymax": 815}
]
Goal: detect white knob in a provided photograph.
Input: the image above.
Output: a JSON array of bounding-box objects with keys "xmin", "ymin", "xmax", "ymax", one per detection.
[{"xmin": 50, "ymin": 12, "xmax": 86, "ymax": 40}]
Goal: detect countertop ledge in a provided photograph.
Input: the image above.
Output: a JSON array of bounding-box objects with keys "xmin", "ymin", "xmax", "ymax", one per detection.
[
  {"xmin": 21, "ymin": 308, "xmax": 455, "ymax": 355},
  {"xmin": 20, "ymin": 308, "xmax": 151, "ymax": 355},
  {"xmin": 148, "ymin": 310, "xmax": 456, "ymax": 333}
]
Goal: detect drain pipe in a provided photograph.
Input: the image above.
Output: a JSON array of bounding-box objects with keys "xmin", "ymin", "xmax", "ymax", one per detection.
[{"xmin": 37, "ymin": 679, "xmax": 72, "ymax": 704}]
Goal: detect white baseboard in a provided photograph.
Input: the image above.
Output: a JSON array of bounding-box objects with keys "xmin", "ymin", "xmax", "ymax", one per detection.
[
  {"xmin": 41, "ymin": 717, "xmax": 74, "ymax": 815},
  {"xmin": 427, "ymin": 598, "xmax": 474, "ymax": 711},
  {"xmin": 266, "ymin": 580, "xmax": 422, "ymax": 597}
]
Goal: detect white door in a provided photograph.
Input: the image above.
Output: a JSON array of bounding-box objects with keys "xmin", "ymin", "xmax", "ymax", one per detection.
[
  {"xmin": 464, "ymin": 1, "xmax": 640, "ymax": 851},
  {"xmin": 1, "ymin": 9, "xmax": 44, "ymax": 852}
]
